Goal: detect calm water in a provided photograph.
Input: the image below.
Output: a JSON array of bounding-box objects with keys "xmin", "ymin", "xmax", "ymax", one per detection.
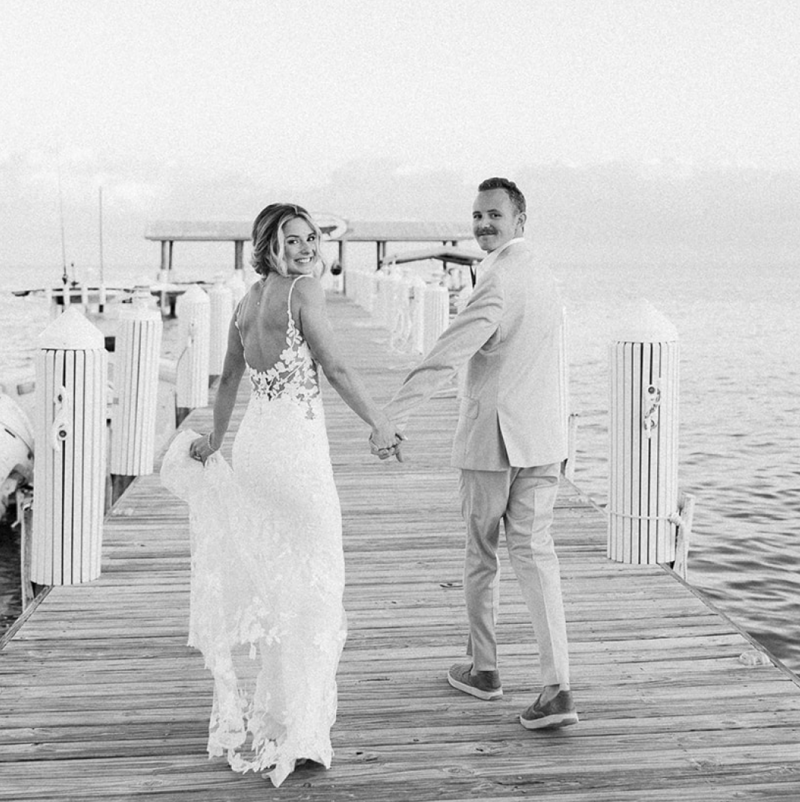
[
  {"xmin": 556, "ymin": 260, "xmax": 800, "ymax": 673},
  {"xmin": 1, "ymin": 259, "xmax": 799, "ymax": 675}
]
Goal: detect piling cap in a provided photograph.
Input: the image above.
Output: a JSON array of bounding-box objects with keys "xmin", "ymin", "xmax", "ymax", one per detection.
[
  {"xmin": 119, "ymin": 299, "xmax": 161, "ymax": 322},
  {"xmin": 209, "ymin": 280, "xmax": 233, "ymax": 298},
  {"xmin": 179, "ymin": 284, "xmax": 209, "ymax": 306},
  {"xmin": 612, "ymin": 298, "xmax": 678, "ymax": 343},
  {"xmin": 38, "ymin": 306, "xmax": 105, "ymax": 350}
]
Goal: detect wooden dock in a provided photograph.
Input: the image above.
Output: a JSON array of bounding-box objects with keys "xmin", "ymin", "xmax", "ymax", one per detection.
[{"xmin": 2, "ymin": 293, "xmax": 799, "ymax": 801}]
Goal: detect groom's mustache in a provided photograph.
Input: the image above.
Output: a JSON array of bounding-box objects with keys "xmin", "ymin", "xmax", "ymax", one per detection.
[{"xmin": 476, "ymin": 228, "xmax": 497, "ymax": 236}]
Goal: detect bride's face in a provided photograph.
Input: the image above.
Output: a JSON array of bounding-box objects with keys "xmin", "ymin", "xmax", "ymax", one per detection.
[{"xmin": 282, "ymin": 217, "xmax": 318, "ymax": 275}]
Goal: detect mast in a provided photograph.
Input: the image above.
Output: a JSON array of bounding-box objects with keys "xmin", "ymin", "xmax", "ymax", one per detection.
[
  {"xmin": 57, "ymin": 147, "xmax": 69, "ymax": 305},
  {"xmin": 58, "ymin": 151, "xmax": 67, "ymax": 283},
  {"xmin": 98, "ymin": 186, "xmax": 106, "ymax": 312}
]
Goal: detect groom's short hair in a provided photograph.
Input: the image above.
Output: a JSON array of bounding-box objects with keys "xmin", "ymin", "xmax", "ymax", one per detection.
[{"xmin": 478, "ymin": 177, "xmax": 526, "ymax": 216}]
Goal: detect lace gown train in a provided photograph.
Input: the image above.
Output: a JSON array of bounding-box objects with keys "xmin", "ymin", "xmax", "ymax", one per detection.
[{"xmin": 161, "ymin": 276, "xmax": 346, "ymax": 787}]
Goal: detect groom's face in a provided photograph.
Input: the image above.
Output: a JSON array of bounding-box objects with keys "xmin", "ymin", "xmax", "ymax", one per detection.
[{"xmin": 472, "ymin": 189, "xmax": 525, "ymax": 253}]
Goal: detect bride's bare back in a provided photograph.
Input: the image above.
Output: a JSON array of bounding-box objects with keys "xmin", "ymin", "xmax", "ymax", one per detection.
[{"xmin": 235, "ymin": 273, "xmax": 301, "ymax": 374}]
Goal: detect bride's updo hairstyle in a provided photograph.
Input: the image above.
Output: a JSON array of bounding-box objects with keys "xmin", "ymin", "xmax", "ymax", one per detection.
[{"xmin": 250, "ymin": 203, "xmax": 328, "ymax": 277}]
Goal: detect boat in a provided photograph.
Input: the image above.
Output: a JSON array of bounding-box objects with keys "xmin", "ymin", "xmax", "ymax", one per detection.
[{"xmin": 0, "ymin": 393, "xmax": 34, "ymax": 522}]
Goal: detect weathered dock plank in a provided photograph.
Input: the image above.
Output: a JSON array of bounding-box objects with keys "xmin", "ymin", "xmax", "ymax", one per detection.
[{"xmin": 1, "ymin": 293, "xmax": 799, "ymax": 801}]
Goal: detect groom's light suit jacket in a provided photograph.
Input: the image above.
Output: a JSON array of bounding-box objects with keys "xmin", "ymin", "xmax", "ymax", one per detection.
[{"xmin": 387, "ymin": 238, "xmax": 567, "ymax": 471}]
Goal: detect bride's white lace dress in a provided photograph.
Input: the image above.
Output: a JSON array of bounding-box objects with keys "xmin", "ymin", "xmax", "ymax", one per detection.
[{"xmin": 161, "ymin": 276, "xmax": 346, "ymax": 787}]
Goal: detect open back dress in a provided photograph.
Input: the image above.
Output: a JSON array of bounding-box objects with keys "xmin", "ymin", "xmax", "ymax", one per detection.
[{"xmin": 161, "ymin": 275, "xmax": 346, "ymax": 787}]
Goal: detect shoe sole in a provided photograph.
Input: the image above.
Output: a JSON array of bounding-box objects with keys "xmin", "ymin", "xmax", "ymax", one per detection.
[
  {"xmin": 447, "ymin": 673, "xmax": 503, "ymax": 701},
  {"xmin": 519, "ymin": 711, "xmax": 579, "ymax": 730}
]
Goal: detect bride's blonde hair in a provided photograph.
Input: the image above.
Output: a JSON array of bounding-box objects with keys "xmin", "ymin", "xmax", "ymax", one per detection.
[{"xmin": 250, "ymin": 203, "xmax": 328, "ymax": 278}]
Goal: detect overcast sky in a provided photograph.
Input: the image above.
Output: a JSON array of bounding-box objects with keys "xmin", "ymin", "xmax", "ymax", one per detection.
[{"xmin": 2, "ymin": 0, "xmax": 799, "ymax": 272}]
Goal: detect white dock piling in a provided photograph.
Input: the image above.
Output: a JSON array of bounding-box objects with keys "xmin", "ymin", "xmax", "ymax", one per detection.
[
  {"xmin": 374, "ymin": 272, "xmax": 391, "ymax": 329},
  {"xmin": 31, "ymin": 307, "xmax": 107, "ymax": 585},
  {"xmin": 608, "ymin": 300, "xmax": 680, "ymax": 564},
  {"xmin": 226, "ymin": 271, "xmax": 247, "ymax": 308},
  {"xmin": 409, "ymin": 276, "xmax": 427, "ymax": 355},
  {"xmin": 422, "ymin": 284, "xmax": 450, "ymax": 355},
  {"xmin": 175, "ymin": 285, "xmax": 210, "ymax": 422},
  {"xmin": 387, "ymin": 275, "xmax": 420, "ymax": 354},
  {"xmin": 360, "ymin": 268, "xmax": 376, "ymax": 314},
  {"xmin": 109, "ymin": 287, "xmax": 163, "ymax": 488},
  {"xmin": 208, "ymin": 277, "xmax": 233, "ymax": 379}
]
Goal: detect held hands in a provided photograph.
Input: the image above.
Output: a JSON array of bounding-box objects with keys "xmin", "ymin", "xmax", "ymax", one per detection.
[
  {"xmin": 370, "ymin": 432, "xmax": 406, "ymax": 462},
  {"xmin": 189, "ymin": 433, "xmax": 219, "ymax": 465},
  {"xmin": 369, "ymin": 419, "xmax": 406, "ymax": 463}
]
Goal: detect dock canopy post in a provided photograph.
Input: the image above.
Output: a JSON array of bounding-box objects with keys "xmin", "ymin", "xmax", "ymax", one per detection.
[
  {"xmin": 32, "ymin": 307, "xmax": 108, "ymax": 585},
  {"xmin": 608, "ymin": 300, "xmax": 680, "ymax": 564},
  {"xmin": 339, "ymin": 239, "xmax": 348, "ymax": 294},
  {"xmin": 160, "ymin": 241, "xmax": 169, "ymax": 273},
  {"xmin": 109, "ymin": 288, "xmax": 163, "ymax": 487},
  {"xmin": 175, "ymin": 285, "xmax": 210, "ymax": 424}
]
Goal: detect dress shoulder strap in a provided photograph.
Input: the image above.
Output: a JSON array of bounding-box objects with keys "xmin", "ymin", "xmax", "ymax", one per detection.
[{"xmin": 286, "ymin": 274, "xmax": 313, "ymax": 316}]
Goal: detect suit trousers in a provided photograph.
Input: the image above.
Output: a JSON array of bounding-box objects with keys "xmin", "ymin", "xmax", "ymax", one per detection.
[{"xmin": 459, "ymin": 463, "xmax": 570, "ymax": 687}]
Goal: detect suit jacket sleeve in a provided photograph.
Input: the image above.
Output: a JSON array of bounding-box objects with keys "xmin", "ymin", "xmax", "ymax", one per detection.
[{"xmin": 385, "ymin": 273, "xmax": 504, "ymax": 428}]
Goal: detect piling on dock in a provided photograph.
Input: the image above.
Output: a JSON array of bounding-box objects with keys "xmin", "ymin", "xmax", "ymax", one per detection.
[
  {"xmin": 109, "ymin": 289, "xmax": 163, "ymax": 502},
  {"xmin": 31, "ymin": 307, "xmax": 107, "ymax": 586}
]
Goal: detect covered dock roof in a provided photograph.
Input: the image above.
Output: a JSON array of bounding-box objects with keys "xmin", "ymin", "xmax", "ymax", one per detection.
[
  {"xmin": 144, "ymin": 219, "xmax": 475, "ymax": 272},
  {"xmin": 144, "ymin": 219, "xmax": 473, "ymax": 243}
]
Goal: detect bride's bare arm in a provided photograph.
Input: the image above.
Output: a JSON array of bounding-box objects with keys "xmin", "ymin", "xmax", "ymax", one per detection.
[
  {"xmin": 295, "ymin": 278, "xmax": 400, "ymax": 451},
  {"xmin": 190, "ymin": 316, "xmax": 246, "ymax": 463}
]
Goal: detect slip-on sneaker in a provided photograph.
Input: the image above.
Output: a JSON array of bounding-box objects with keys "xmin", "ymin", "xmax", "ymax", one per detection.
[
  {"xmin": 447, "ymin": 663, "xmax": 503, "ymax": 701},
  {"xmin": 519, "ymin": 689, "xmax": 579, "ymax": 729}
]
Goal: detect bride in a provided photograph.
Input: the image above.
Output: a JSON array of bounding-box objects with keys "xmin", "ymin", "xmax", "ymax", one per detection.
[{"xmin": 161, "ymin": 203, "xmax": 400, "ymax": 787}]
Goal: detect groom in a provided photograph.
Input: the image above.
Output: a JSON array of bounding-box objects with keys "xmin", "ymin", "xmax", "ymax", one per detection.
[{"xmin": 379, "ymin": 177, "xmax": 577, "ymax": 729}]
